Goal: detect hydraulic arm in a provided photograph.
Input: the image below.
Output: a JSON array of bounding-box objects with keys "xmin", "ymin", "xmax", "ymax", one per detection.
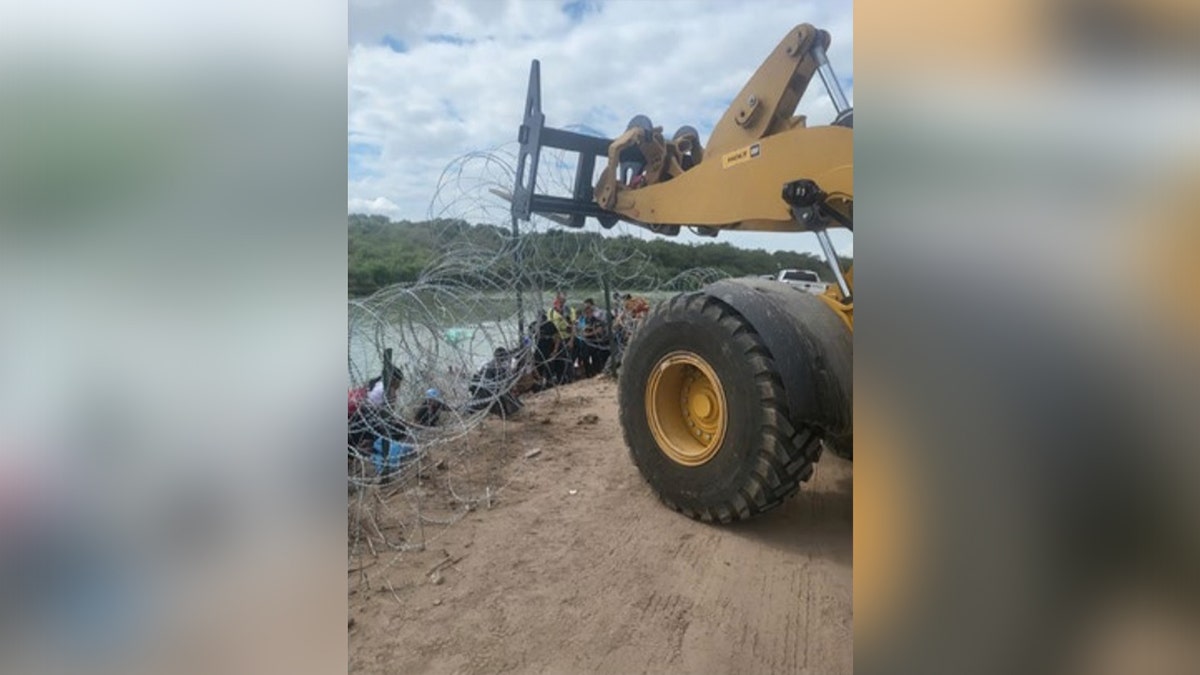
[{"xmin": 511, "ymin": 23, "xmax": 852, "ymax": 238}]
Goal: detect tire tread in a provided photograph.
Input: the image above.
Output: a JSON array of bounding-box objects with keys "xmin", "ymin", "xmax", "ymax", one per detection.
[{"xmin": 621, "ymin": 292, "xmax": 821, "ymax": 523}]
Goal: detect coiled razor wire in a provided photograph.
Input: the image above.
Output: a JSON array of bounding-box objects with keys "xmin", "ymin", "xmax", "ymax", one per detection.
[{"xmin": 348, "ymin": 140, "xmax": 733, "ymax": 577}]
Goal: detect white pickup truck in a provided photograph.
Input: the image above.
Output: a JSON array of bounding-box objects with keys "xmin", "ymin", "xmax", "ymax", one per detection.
[{"xmin": 763, "ymin": 269, "xmax": 830, "ymax": 295}]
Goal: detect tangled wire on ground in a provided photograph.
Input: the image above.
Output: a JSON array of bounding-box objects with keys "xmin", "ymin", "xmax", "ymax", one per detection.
[{"xmin": 347, "ymin": 142, "xmax": 732, "ymax": 574}]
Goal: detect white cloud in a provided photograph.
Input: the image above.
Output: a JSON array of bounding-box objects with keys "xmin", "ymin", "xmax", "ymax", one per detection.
[
  {"xmin": 349, "ymin": 0, "xmax": 853, "ymax": 257},
  {"xmin": 348, "ymin": 196, "xmax": 403, "ymax": 217}
]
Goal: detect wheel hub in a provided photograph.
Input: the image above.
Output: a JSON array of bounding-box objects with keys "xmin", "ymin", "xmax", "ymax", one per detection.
[{"xmin": 646, "ymin": 351, "xmax": 728, "ymax": 466}]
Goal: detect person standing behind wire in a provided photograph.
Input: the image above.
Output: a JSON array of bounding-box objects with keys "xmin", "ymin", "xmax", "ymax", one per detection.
[
  {"xmin": 577, "ymin": 298, "xmax": 604, "ymax": 377},
  {"xmin": 534, "ymin": 311, "xmax": 558, "ymax": 384},
  {"xmin": 586, "ymin": 299, "xmax": 611, "ymax": 376},
  {"xmin": 548, "ymin": 292, "xmax": 577, "ymax": 384},
  {"xmin": 575, "ymin": 301, "xmax": 590, "ymax": 378}
]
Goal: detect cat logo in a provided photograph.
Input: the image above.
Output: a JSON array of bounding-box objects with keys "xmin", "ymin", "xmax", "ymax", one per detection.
[{"xmin": 722, "ymin": 143, "xmax": 761, "ymax": 169}]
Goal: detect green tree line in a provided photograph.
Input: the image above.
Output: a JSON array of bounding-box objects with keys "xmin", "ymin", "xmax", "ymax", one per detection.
[{"xmin": 349, "ymin": 213, "xmax": 851, "ymax": 297}]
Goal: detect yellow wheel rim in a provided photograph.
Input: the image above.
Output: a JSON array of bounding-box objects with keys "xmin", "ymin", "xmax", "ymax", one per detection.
[{"xmin": 645, "ymin": 351, "xmax": 728, "ymax": 466}]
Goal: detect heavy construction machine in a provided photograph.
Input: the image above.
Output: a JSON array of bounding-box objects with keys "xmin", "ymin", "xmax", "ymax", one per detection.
[{"xmin": 509, "ymin": 23, "xmax": 852, "ymax": 523}]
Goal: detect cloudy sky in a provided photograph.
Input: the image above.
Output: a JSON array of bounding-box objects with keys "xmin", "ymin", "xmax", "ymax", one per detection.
[{"xmin": 349, "ymin": 0, "xmax": 853, "ymax": 256}]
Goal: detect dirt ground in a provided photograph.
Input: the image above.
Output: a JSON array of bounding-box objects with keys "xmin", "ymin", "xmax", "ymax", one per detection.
[{"xmin": 348, "ymin": 376, "xmax": 852, "ymax": 675}]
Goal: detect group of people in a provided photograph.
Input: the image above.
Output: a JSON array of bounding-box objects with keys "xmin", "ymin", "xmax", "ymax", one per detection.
[
  {"xmin": 533, "ymin": 293, "xmax": 608, "ymax": 385},
  {"xmin": 346, "ymin": 365, "xmax": 447, "ymax": 481},
  {"xmin": 346, "ymin": 347, "xmax": 529, "ymax": 481},
  {"xmin": 346, "ymin": 291, "xmax": 652, "ymax": 480},
  {"xmin": 530, "ymin": 291, "xmax": 651, "ymax": 388}
]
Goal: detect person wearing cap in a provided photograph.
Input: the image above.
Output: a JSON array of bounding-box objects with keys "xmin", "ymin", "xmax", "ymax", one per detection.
[{"xmin": 414, "ymin": 388, "xmax": 446, "ymax": 427}]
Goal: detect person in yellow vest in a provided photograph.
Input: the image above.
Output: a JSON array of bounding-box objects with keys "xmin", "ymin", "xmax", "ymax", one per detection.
[{"xmin": 548, "ymin": 292, "xmax": 577, "ymax": 383}]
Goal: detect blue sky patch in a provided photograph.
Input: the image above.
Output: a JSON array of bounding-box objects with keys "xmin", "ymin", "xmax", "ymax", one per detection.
[
  {"xmin": 581, "ymin": 105, "xmax": 620, "ymax": 133},
  {"xmin": 381, "ymin": 35, "xmax": 407, "ymax": 53},
  {"xmin": 348, "ymin": 142, "xmax": 381, "ymax": 180},
  {"xmin": 562, "ymin": 0, "xmax": 601, "ymax": 22},
  {"xmin": 568, "ymin": 123, "xmax": 610, "ymax": 139},
  {"xmin": 426, "ymin": 33, "xmax": 472, "ymax": 46},
  {"xmin": 441, "ymin": 99, "xmax": 464, "ymax": 123}
]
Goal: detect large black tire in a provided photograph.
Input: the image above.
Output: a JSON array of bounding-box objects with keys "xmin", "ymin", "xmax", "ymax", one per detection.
[{"xmin": 618, "ymin": 291, "xmax": 823, "ymax": 523}]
